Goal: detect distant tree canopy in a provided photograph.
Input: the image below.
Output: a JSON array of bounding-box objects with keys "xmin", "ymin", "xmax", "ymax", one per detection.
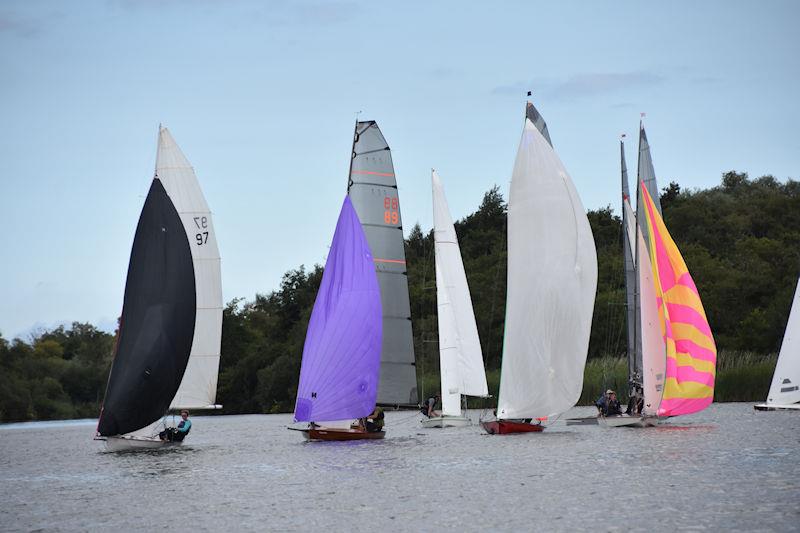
[{"xmin": 1, "ymin": 171, "xmax": 798, "ymax": 421}]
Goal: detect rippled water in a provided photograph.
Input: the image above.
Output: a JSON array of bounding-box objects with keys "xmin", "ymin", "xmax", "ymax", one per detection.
[{"xmin": 1, "ymin": 403, "xmax": 798, "ymax": 532}]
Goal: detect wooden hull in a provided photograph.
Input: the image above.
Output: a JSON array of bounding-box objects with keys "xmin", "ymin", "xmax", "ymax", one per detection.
[
  {"xmin": 754, "ymin": 403, "xmax": 800, "ymax": 411},
  {"xmin": 301, "ymin": 427, "xmax": 386, "ymax": 441},
  {"xmin": 480, "ymin": 420, "xmax": 544, "ymax": 435},
  {"xmin": 421, "ymin": 416, "xmax": 470, "ymax": 428}
]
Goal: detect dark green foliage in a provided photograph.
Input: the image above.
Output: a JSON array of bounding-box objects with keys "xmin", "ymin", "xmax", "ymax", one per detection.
[{"xmin": 1, "ymin": 171, "xmax": 797, "ymax": 421}]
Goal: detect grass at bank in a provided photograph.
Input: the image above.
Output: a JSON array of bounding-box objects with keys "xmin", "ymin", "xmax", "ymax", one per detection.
[{"xmin": 417, "ymin": 351, "xmax": 777, "ymax": 408}]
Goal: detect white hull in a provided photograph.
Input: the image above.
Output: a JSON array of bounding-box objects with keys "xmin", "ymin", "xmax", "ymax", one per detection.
[
  {"xmin": 598, "ymin": 415, "xmax": 661, "ymax": 428},
  {"xmin": 754, "ymin": 403, "xmax": 800, "ymax": 411},
  {"xmin": 421, "ymin": 416, "xmax": 471, "ymax": 428},
  {"xmin": 101, "ymin": 436, "xmax": 183, "ymax": 452}
]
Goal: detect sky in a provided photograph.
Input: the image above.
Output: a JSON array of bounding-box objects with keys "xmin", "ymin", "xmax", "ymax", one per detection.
[{"xmin": 1, "ymin": 0, "xmax": 798, "ymax": 340}]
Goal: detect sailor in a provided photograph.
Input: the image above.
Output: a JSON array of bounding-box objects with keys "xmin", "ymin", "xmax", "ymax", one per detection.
[
  {"xmin": 595, "ymin": 390, "xmax": 622, "ymax": 417},
  {"xmin": 420, "ymin": 393, "xmax": 440, "ymax": 418},
  {"xmin": 160, "ymin": 410, "xmax": 192, "ymax": 441},
  {"xmin": 365, "ymin": 406, "xmax": 385, "ymax": 433}
]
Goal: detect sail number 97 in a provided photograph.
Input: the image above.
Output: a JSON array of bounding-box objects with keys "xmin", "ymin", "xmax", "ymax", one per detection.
[
  {"xmin": 194, "ymin": 216, "xmax": 209, "ymax": 245},
  {"xmin": 383, "ymin": 197, "xmax": 399, "ymax": 225}
]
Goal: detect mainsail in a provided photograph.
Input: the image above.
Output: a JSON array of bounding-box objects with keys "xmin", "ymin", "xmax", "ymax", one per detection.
[
  {"xmin": 496, "ymin": 105, "xmax": 598, "ymax": 420},
  {"xmin": 156, "ymin": 127, "xmax": 223, "ymax": 410},
  {"xmin": 639, "ymin": 184, "xmax": 716, "ymax": 416},
  {"xmin": 764, "ymin": 278, "xmax": 800, "ymax": 407},
  {"xmin": 432, "ymin": 170, "xmax": 488, "ymax": 417},
  {"xmin": 293, "ymin": 196, "xmax": 383, "ymax": 422},
  {"xmin": 346, "ymin": 120, "xmax": 418, "ymax": 406},
  {"xmin": 97, "ymin": 177, "xmax": 196, "ymax": 437}
]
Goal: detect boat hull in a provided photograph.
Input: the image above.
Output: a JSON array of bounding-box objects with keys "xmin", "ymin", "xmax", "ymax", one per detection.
[
  {"xmin": 100, "ymin": 436, "xmax": 183, "ymax": 452},
  {"xmin": 754, "ymin": 403, "xmax": 800, "ymax": 411},
  {"xmin": 598, "ymin": 415, "xmax": 661, "ymax": 428},
  {"xmin": 480, "ymin": 420, "xmax": 544, "ymax": 435},
  {"xmin": 421, "ymin": 416, "xmax": 471, "ymax": 428},
  {"xmin": 301, "ymin": 427, "xmax": 386, "ymax": 441}
]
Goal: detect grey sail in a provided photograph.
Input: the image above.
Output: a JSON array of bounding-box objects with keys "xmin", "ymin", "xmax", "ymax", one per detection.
[
  {"xmin": 346, "ymin": 120, "xmax": 418, "ymax": 406},
  {"xmin": 526, "ymin": 101, "xmax": 552, "ymax": 147},
  {"xmin": 637, "ymin": 122, "xmax": 662, "ymax": 217},
  {"xmin": 620, "ymin": 140, "xmax": 639, "ymax": 392}
]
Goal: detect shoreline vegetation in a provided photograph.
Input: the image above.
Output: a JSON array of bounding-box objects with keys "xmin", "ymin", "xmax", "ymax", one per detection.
[{"xmin": 1, "ymin": 171, "xmax": 797, "ymax": 422}]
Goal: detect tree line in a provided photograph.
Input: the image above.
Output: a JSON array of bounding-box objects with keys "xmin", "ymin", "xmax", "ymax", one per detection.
[{"xmin": 1, "ymin": 171, "xmax": 797, "ymax": 421}]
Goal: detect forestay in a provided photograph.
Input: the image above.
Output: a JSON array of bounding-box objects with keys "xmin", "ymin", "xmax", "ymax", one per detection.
[
  {"xmin": 496, "ymin": 116, "xmax": 598, "ymax": 420},
  {"xmin": 765, "ymin": 278, "xmax": 800, "ymax": 406},
  {"xmin": 347, "ymin": 121, "xmax": 418, "ymax": 406},
  {"xmin": 293, "ymin": 197, "xmax": 382, "ymax": 422},
  {"xmin": 432, "ymin": 170, "xmax": 488, "ymax": 417},
  {"xmin": 156, "ymin": 127, "xmax": 223, "ymax": 410}
]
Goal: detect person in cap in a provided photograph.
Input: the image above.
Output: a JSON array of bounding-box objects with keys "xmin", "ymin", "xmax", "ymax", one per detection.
[{"xmin": 595, "ymin": 390, "xmax": 622, "ymax": 417}]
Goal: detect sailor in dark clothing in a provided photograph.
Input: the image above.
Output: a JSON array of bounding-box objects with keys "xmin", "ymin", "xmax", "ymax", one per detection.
[
  {"xmin": 595, "ymin": 390, "xmax": 622, "ymax": 417},
  {"xmin": 365, "ymin": 406, "xmax": 385, "ymax": 433},
  {"xmin": 159, "ymin": 410, "xmax": 192, "ymax": 442},
  {"xmin": 420, "ymin": 393, "xmax": 441, "ymax": 418}
]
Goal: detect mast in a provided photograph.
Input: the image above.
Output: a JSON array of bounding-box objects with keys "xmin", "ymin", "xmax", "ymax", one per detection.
[{"xmin": 621, "ymin": 137, "xmax": 638, "ymax": 397}]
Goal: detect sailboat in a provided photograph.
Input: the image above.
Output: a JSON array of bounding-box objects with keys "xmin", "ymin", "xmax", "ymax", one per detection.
[
  {"xmin": 346, "ymin": 120, "xmax": 418, "ymax": 408},
  {"xmin": 480, "ymin": 101, "xmax": 598, "ymax": 435},
  {"xmin": 604, "ymin": 123, "xmax": 717, "ymax": 426},
  {"xmin": 421, "ymin": 170, "xmax": 489, "ymax": 428},
  {"xmin": 291, "ymin": 196, "xmax": 385, "ymax": 441},
  {"xmin": 95, "ymin": 126, "xmax": 223, "ymax": 451},
  {"xmin": 755, "ymin": 277, "xmax": 800, "ymax": 411}
]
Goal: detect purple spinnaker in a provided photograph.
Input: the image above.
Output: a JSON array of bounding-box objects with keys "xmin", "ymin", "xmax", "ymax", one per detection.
[{"xmin": 293, "ymin": 196, "xmax": 383, "ymax": 422}]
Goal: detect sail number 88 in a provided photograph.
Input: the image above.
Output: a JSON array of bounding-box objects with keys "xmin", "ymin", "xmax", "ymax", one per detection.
[
  {"xmin": 194, "ymin": 216, "xmax": 209, "ymax": 245},
  {"xmin": 383, "ymin": 197, "xmax": 399, "ymax": 225}
]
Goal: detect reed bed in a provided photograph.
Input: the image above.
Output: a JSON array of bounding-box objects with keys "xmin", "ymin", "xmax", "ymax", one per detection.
[{"xmin": 417, "ymin": 350, "xmax": 777, "ymax": 409}]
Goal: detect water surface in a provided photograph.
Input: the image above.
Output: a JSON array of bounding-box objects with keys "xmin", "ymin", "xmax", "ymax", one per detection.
[{"xmin": 1, "ymin": 403, "xmax": 798, "ymax": 531}]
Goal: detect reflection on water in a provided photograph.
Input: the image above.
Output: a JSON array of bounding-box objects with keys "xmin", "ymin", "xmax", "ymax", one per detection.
[{"xmin": 1, "ymin": 405, "xmax": 798, "ymax": 531}]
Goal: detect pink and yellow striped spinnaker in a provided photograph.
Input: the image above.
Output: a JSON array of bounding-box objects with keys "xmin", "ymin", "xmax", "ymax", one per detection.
[{"xmin": 640, "ymin": 183, "xmax": 717, "ymax": 416}]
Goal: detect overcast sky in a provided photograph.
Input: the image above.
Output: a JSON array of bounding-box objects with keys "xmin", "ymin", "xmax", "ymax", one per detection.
[{"xmin": 1, "ymin": 0, "xmax": 798, "ymax": 339}]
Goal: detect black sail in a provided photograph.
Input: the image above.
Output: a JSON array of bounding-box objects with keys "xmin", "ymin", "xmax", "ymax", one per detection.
[{"xmin": 98, "ymin": 178, "xmax": 196, "ymax": 436}]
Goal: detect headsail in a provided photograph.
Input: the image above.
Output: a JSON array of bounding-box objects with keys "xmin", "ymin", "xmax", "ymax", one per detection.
[
  {"xmin": 156, "ymin": 127, "xmax": 223, "ymax": 410},
  {"xmin": 347, "ymin": 121, "xmax": 418, "ymax": 406},
  {"xmin": 432, "ymin": 170, "xmax": 488, "ymax": 417},
  {"xmin": 496, "ymin": 112, "xmax": 598, "ymax": 420},
  {"xmin": 293, "ymin": 197, "xmax": 382, "ymax": 422},
  {"xmin": 97, "ymin": 178, "xmax": 196, "ymax": 437},
  {"xmin": 639, "ymin": 184, "xmax": 716, "ymax": 416},
  {"xmin": 765, "ymin": 278, "xmax": 800, "ymax": 406},
  {"xmin": 621, "ymin": 139, "xmax": 639, "ymax": 389}
]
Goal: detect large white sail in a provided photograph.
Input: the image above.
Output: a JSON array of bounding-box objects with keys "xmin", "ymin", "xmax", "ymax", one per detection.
[
  {"xmin": 496, "ymin": 118, "xmax": 598, "ymax": 420},
  {"xmin": 432, "ymin": 170, "xmax": 488, "ymax": 417},
  {"xmin": 156, "ymin": 127, "xmax": 223, "ymax": 410},
  {"xmin": 765, "ymin": 278, "xmax": 800, "ymax": 406}
]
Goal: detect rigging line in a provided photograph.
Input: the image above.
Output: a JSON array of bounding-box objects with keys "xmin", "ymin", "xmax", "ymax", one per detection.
[{"xmin": 353, "ymin": 147, "xmax": 389, "ymax": 157}]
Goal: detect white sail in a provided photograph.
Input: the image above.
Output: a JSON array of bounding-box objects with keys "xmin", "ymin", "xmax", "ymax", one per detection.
[
  {"xmin": 766, "ymin": 278, "xmax": 800, "ymax": 406},
  {"xmin": 636, "ymin": 228, "xmax": 666, "ymax": 415},
  {"xmin": 156, "ymin": 127, "xmax": 223, "ymax": 410},
  {"xmin": 432, "ymin": 170, "xmax": 489, "ymax": 417},
  {"xmin": 496, "ymin": 118, "xmax": 598, "ymax": 420}
]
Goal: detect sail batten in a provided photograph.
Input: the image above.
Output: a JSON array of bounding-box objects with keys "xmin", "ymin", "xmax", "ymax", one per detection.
[
  {"xmin": 347, "ymin": 121, "xmax": 418, "ymax": 406},
  {"xmin": 496, "ymin": 113, "xmax": 597, "ymax": 420}
]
